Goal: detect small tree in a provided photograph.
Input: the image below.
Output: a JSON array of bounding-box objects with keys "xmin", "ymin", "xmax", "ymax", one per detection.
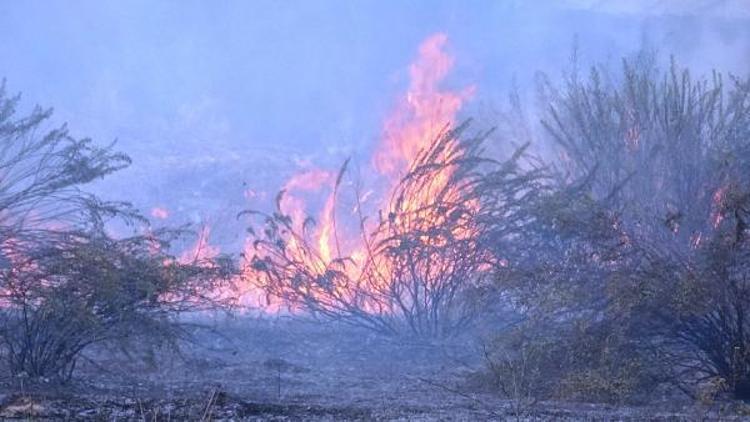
[{"xmin": 641, "ymin": 184, "xmax": 750, "ymax": 399}]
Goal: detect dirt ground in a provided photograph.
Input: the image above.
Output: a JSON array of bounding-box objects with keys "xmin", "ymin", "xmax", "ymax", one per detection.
[{"xmin": 0, "ymin": 317, "xmax": 747, "ymax": 420}]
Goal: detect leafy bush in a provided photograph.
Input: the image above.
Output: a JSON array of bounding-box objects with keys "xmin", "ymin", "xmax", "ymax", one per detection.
[{"xmin": 482, "ymin": 318, "xmax": 659, "ymax": 405}]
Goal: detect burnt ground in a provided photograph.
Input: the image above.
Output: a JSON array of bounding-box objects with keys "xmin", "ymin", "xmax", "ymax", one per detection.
[{"xmin": 0, "ymin": 317, "xmax": 749, "ymax": 421}]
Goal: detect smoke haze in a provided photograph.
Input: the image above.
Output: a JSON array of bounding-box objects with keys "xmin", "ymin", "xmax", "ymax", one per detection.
[{"xmin": 0, "ymin": 0, "xmax": 747, "ymax": 247}]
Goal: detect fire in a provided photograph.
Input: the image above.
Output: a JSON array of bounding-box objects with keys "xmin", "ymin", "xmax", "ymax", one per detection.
[
  {"xmin": 318, "ymin": 194, "xmax": 336, "ymax": 263},
  {"xmin": 151, "ymin": 207, "xmax": 170, "ymax": 220},
  {"xmin": 243, "ymin": 33, "xmax": 480, "ymax": 316},
  {"xmin": 180, "ymin": 225, "xmax": 220, "ymax": 264},
  {"xmin": 368, "ymin": 34, "xmax": 479, "ymax": 290},
  {"xmin": 711, "ymin": 185, "xmax": 729, "ymax": 228},
  {"xmin": 277, "ymin": 168, "xmax": 337, "ymax": 274},
  {"xmin": 375, "ymin": 33, "xmax": 474, "ymax": 178},
  {"xmin": 278, "ymin": 169, "xmax": 334, "ymax": 233}
]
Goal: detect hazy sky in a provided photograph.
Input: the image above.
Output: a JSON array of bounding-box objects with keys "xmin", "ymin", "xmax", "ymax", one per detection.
[{"xmin": 0, "ymin": 0, "xmax": 748, "ymax": 242}]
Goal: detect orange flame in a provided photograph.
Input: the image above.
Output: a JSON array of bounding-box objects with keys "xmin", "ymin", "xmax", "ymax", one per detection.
[
  {"xmin": 180, "ymin": 225, "xmax": 220, "ymax": 264},
  {"xmin": 375, "ymin": 33, "xmax": 474, "ymax": 178},
  {"xmin": 243, "ymin": 33, "xmax": 475, "ymax": 313}
]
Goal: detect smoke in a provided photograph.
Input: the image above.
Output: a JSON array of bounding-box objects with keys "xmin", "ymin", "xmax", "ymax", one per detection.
[
  {"xmin": 0, "ymin": 1, "xmax": 746, "ymax": 250},
  {"xmin": 562, "ymin": 0, "xmax": 750, "ymax": 18}
]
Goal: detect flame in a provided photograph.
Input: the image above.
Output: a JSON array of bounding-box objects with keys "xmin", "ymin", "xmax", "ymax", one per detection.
[
  {"xmin": 180, "ymin": 225, "xmax": 220, "ymax": 264},
  {"xmin": 278, "ymin": 169, "xmax": 334, "ymax": 232},
  {"xmin": 151, "ymin": 207, "xmax": 170, "ymax": 220},
  {"xmin": 375, "ymin": 33, "xmax": 474, "ymax": 178},
  {"xmin": 370, "ymin": 33, "xmax": 477, "ymax": 267},
  {"xmin": 318, "ymin": 193, "xmax": 336, "ymax": 263},
  {"xmin": 711, "ymin": 185, "xmax": 729, "ymax": 228},
  {"xmin": 243, "ymin": 33, "xmax": 476, "ymax": 314}
]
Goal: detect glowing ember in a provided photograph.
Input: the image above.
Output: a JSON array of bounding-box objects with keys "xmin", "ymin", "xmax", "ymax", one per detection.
[
  {"xmin": 711, "ymin": 185, "xmax": 729, "ymax": 228},
  {"xmin": 180, "ymin": 226, "xmax": 220, "ymax": 264},
  {"xmin": 151, "ymin": 207, "xmax": 170, "ymax": 220},
  {"xmin": 375, "ymin": 33, "xmax": 474, "ymax": 178}
]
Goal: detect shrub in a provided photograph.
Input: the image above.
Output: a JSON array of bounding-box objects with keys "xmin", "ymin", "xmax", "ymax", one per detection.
[
  {"xmin": 245, "ymin": 122, "xmax": 546, "ymax": 338},
  {"xmin": 0, "ymin": 230, "xmax": 233, "ymax": 380},
  {"xmin": 528, "ymin": 53, "xmax": 750, "ymax": 399},
  {"xmin": 485, "ymin": 53, "xmax": 750, "ymax": 402},
  {"xmin": 0, "ymin": 82, "xmax": 235, "ymax": 380}
]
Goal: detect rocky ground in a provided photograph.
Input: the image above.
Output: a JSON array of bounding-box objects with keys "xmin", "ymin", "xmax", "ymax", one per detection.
[{"xmin": 0, "ymin": 317, "xmax": 747, "ymax": 420}]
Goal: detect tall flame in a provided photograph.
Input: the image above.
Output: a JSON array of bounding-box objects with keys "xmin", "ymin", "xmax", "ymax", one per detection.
[
  {"xmin": 375, "ymin": 33, "xmax": 474, "ymax": 178},
  {"xmin": 243, "ymin": 33, "xmax": 474, "ymax": 313}
]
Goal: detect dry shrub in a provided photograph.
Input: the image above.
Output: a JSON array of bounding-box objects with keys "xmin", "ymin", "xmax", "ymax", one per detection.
[
  {"xmin": 482, "ymin": 320, "xmax": 658, "ymax": 405},
  {"xmin": 494, "ymin": 52, "xmax": 750, "ymax": 402},
  {"xmin": 0, "ymin": 83, "xmax": 235, "ymax": 381},
  {"xmin": 245, "ymin": 121, "xmax": 545, "ymax": 338}
]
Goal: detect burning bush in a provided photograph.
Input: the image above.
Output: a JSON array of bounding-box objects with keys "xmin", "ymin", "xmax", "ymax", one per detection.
[
  {"xmin": 244, "ymin": 122, "xmax": 544, "ymax": 338},
  {"xmin": 238, "ymin": 34, "xmax": 546, "ymax": 338},
  {"xmin": 0, "ymin": 229, "xmax": 234, "ymax": 380},
  {"xmin": 0, "ymin": 82, "xmax": 235, "ymax": 381},
  {"xmin": 640, "ymin": 184, "xmax": 750, "ymax": 399},
  {"xmin": 495, "ymin": 53, "xmax": 750, "ymax": 401}
]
